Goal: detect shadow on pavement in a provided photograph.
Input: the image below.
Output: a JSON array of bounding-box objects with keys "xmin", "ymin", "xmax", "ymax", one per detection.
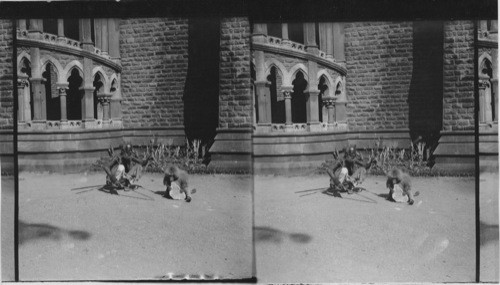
[
  {"xmin": 254, "ymin": 226, "xmax": 312, "ymax": 244},
  {"xmin": 480, "ymin": 221, "xmax": 499, "ymax": 246},
  {"xmin": 19, "ymin": 220, "xmax": 92, "ymax": 245}
]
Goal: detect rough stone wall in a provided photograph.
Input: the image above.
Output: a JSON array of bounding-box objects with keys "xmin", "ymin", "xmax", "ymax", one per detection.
[
  {"xmin": 219, "ymin": 17, "xmax": 252, "ymax": 129},
  {"xmin": 344, "ymin": 22, "xmax": 413, "ymax": 131},
  {"xmin": 120, "ymin": 18, "xmax": 188, "ymax": 128},
  {"xmin": 0, "ymin": 20, "xmax": 13, "ymax": 129},
  {"xmin": 442, "ymin": 21, "xmax": 475, "ymax": 131}
]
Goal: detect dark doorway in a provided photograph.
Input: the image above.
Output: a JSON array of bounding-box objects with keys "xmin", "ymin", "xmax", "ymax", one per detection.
[
  {"xmin": 183, "ymin": 17, "xmax": 221, "ymax": 145},
  {"xmin": 67, "ymin": 69, "xmax": 83, "ymax": 120},
  {"xmin": 408, "ymin": 21, "xmax": 444, "ymax": 151}
]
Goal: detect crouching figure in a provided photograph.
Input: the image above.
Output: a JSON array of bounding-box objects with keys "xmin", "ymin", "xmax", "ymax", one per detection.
[
  {"xmin": 386, "ymin": 168, "xmax": 418, "ymax": 205},
  {"xmin": 163, "ymin": 165, "xmax": 195, "ymax": 202}
]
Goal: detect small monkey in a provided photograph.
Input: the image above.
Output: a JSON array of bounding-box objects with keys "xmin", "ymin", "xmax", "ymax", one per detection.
[
  {"xmin": 163, "ymin": 165, "xmax": 195, "ymax": 202},
  {"xmin": 386, "ymin": 168, "xmax": 418, "ymax": 205}
]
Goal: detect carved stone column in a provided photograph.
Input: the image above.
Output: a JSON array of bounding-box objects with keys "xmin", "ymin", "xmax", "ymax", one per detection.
[
  {"xmin": 255, "ymin": 80, "xmax": 272, "ymax": 129},
  {"xmin": 281, "ymin": 23, "xmax": 290, "ymax": 46},
  {"xmin": 282, "ymin": 86, "xmax": 293, "ymax": 127},
  {"xmin": 101, "ymin": 19, "xmax": 109, "ymax": 57},
  {"xmin": 17, "ymin": 76, "xmax": 29, "ymax": 123},
  {"xmin": 99, "ymin": 93, "xmax": 112, "ymax": 126},
  {"xmin": 28, "ymin": 19, "xmax": 43, "ymax": 40},
  {"xmin": 333, "ymin": 23, "xmax": 345, "ymax": 63},
  {"xmin": 304, "ymin": 22, "xmax": 319, "ymax": 56},
  {"xmin": 57, "ymin": 83, "xmax": 68, "ymax": 122},
  {"xmin": 108, "ymin": 18, "xmax": 121, "ymax": 62},
  {"xmin": 30, "ymin": 78, "xmax": 45, "ymax": 121},
  {"xmin": 323, "ymin": 96, "xmax": 336, "ymax": 125},
  {"xmin": 29, "ymin": 47, "xmax": 46, "ymax": 122},
  {"xmin": 479, "ymin": 78, "xmax": 493, "ymax": 123},
  {"xmin": 110, "ymin": 73, "xmax": 122, "ymax": 127},
  {"xmin": 493, "ymin": 50, "xmax": 498, "ymax": 122},
  {"xmin": 306, "ymin": 60, "xmax": 321, "ymax": 131},
  {"xmin": 94, "ymin": 19, "xmax": 102, "ymax": 50},
  {"xmin": 325, "ymin": 23, "xmax": 334, "ymax": 60},
  {"xmin": 96, "ymin": 93, "xmax": 106, "ymax": 121}
]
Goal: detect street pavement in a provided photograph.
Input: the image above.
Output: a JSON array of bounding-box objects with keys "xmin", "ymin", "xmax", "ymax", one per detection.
[
  {"xmin": 18, "ymin": 172, "xmax": 253, "ymax": 281},
  {"xmin": 255, "ymin": 174, "xmax": 478, "ymax": 283},
  {"xmin": 479, "ymin": 171, "xmax": 499, "ymax": 282}
]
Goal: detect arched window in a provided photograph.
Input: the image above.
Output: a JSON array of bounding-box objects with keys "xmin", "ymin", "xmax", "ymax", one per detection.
[
  {"xmin": 318, "ymin": 76, "xmax": 329, "ymax": 123},
  {"xmin": 267, "ymin": 66, "xmax": 285, "ymax": 123},
  {"xmin": 335, "ymin": 82, "xmax": 342, "ymax": 96},
  {"xmin": 93, "ymin": 74, "xmax": 104, "ymax": 120},
  {"xmin": 19, "ymin": 58, "xmax": 33, "ymax": 122},
  {"xmin": 42, "ymin": 63, "xmax": 60, "ymax": 120},
  {"xmin": 291, "ymin": 71, "xmax": 307, "ymax": 123},
  {"xmin": 480, "ymin": 58, "xmax": 495, "ymax": 122},
  {"xmin": 110, "ymin": 79, "xmax": 117, "ymax": 93},
  {"xmin": 67, "ymin": 69, "xmax": 83, "ymax": 120}
]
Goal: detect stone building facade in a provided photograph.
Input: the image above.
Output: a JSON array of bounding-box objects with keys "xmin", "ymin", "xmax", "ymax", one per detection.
[
  {"xmin": 0, "ymin": 18, "xmax": 497, "ymax": 173},
  {"xmin": 251, "ymin": 20, "xmax": 497, "ymax": 173},
  {"xmin": 10, "ymin": 17, "xmax": 252, "ymax": 172},
  {"xmin": 0, "ymin": 19, "xmax": 14, "ymax": 171}
]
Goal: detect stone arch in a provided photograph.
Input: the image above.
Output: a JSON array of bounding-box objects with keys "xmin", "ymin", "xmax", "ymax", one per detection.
[
  {"xmin": 92, "ymin": 66, "xmax": 110, "ymax": 92},
  {"xmin": 288, "ymin": 63, "xmax": 309, "ymax": 86},
  {"xmin": 40, "ymin": 55, "xmax": 64, "ymax": 83},
  {"xmin": 479, "ymin": 52, "xmax": 493, "ymax": 72},
  {"xmin": 17, "ymin": 52, "xmax": 31, "ymax": 75},
  {"xmin": 317, "ymin": 70, "xmax": 334, "ymax": 97},
  {"xmin": 18, "ymin": 56, "xmax": 31, "ymax": 76},
  {"xmin": 41, "ymin": 62, "xmax": 60, "ymax": 120},
  {"xmin": 291, "ymin": 69, "xmax": 308, "ymax": 123},
  {"xmin": 333, "ymin": 76, "xmax": 345, "ymax": 99},
  {"xmin": 479, "ymin": 54, "xmax": 493, "ymax": 79},
  {"xmin": 109, "ymin": 73, "xmax": 119, "ymax": 95},
  {"xmin": 63, "ymin": 60, "xmax": 84, "ymax": 81},
  {"xmin": 264, "ymin": 59, "xmax": 287, "ymax": 84}
]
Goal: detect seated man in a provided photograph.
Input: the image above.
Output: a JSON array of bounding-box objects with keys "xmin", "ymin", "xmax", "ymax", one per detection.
[
  {"xmin": 102, "ymin": 144, "xmax": 151, "ymax": 190},
  {"xmin": 326, "ymin": 146, "xmax": 376, "ymax": 195}
]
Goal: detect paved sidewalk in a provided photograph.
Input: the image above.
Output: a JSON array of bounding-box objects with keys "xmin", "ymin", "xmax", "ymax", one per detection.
[
  {"xmin": 479, "ymin": 172, "xmax": 499, "ymax": 282},
  {"xmin": 255, "ymin": 174, "xmax": 476, "ymax": 283},
  {"xmin": 18, "ymin": 172, "xmax": 253, "ymax": 281}
]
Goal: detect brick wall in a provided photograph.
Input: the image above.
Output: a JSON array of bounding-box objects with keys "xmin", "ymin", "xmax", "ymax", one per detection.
[
  {"xmin": 0, "ymin": 20, "xmax": 13, "ymax": 129},
  {"xmin": 219, "ymin": 17, "xmax": 252, "ymax": 129},
  {"xmin": 120, "ymin": 18, "xmax": 188, "ymax": 128},
  {"xmin": 345, "ymin": 22, "xmax": 413, "ymax": 131},
  {"xmin": 442, "ymin": 21, "xmax": 475, "ymax": 131}
]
